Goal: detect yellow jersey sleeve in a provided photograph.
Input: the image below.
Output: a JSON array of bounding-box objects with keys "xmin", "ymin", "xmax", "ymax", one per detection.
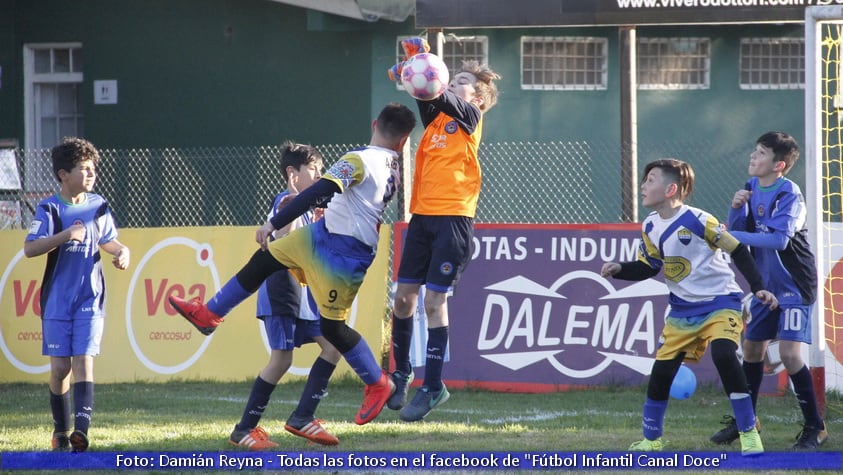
[{"xmin": 322, "ymin": 152, "xmax": 365, "ymax": 192}]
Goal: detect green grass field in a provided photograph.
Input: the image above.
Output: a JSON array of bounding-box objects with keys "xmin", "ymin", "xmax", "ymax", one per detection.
[{"xmin": 0, "ymin": 376, "xmax": 840, "ymax": 474}]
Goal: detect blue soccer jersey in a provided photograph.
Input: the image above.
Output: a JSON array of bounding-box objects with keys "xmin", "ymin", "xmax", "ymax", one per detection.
[
  {"xmin": 25, "ymin": 193, "xmax": 118, "ymax": 320},
  {"xmin": 727, "ymin": 177, "xmax": 817, "ymax": 306}
]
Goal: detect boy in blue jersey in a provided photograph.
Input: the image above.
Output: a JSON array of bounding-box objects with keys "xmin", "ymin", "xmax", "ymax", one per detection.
[
  {"xmin": 169, "ymin": 103, "xmax": 416, "ymax": 427},
  {"xmin": 601, "ymin": 158, "xmax": 777, "ymax": 456},
  {"xmin": 709, "ymin": 132, "xmax": 828, "ymax": 449},
  {"xmin": 24, "ymin": 137, "xmax": 130, "ymax": 452},
  {"xmin": 228, "ymin": 142, "xmax": 342, "ymax": 449}
]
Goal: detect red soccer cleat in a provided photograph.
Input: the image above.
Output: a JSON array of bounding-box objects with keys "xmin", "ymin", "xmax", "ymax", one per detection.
[
  {"xmin": 229, "ymin": 427, "xmax": 279, "ymax": 451},
  {"xmin": 168, "ymin": 296, "xmax": 223, "ymax": 336},
  {"xmin": 355, "ymin": 371, "xmax": 395, "ymax": 425},
  {"xmin": 285, "ymin": 418, "xmax": 339, "ymax": 446}
]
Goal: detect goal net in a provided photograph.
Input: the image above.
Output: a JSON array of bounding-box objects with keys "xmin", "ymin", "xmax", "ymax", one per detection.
[{"xmin": 806, "ymin": 6, "xmax": 843, "ymax": 415}]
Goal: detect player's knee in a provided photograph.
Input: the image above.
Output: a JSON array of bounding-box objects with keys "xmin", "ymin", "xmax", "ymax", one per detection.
[
  {"xmin": 237, "ymin": 250, "xmax": 286, "ymax": 291},
  {"xmin": 710, "ymin": 339, "xmax": 739, "ymax": 368},
  {"xmin": 393, "ymin": 293, "xmax": 416, "ymax": 317},
  {"xmin": 319, "ymin": 318, "xmax": 360, "ymax": 353},
  {"xmin": 780, "ymin": 352, "xmax": 805, "ymax": 373},
  {"xmin": 51, "ymin": 360, "xmax": 72, "ymax": 379},
  {"xmin": 740, "ymin": 339, "xmax": 766, "ymax": 362}
]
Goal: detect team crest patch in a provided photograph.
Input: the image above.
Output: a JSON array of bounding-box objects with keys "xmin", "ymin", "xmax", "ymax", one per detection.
[
  {"xmin": 756, "ymin": 204, "xmax": 765, "ymax": 217},
  {"xmin": 677, "ymin": 228, "xmax": 692, "ymax": 245},
  {"xmin": 439, "ymin": 262, "xmax": 454, "ymax": 275},
  {"xmin": 329, "ymin": 160, "xmax": 355, "ymax": 181},
  {"xmin": 445, "ymin": 121, "xmax": 458, "ymax": 134}
]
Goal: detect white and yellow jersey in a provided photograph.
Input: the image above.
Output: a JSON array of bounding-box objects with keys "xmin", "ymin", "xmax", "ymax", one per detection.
[
  {"xmin": 638, "ymin": 205, "xmax": 743, "ymax": 317},
  {"xmin": 321, "ymin": 145, "xmax": 400, "ymax": 250}
]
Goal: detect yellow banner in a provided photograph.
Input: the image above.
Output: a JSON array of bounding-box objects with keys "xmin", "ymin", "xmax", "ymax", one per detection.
[{"xmin": 0, "ymin": 226, "xmax": 391, "ymax": 382}]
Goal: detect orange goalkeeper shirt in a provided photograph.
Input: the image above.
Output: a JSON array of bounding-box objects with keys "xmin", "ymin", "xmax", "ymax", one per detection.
[{"xmin": 410, "ymin": 95, "xmax": 484, "ymax": 218}]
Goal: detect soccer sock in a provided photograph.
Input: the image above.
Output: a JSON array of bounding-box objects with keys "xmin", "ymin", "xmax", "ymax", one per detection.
[
  {"xmin": 292, "ymin": 357, "xmax": 336, "ymax": 421},
  {"xmin": 391, "ymin": 314, "xmax": 413, "ymax": 375},
  {"xmin": 642, "ymin": 397, "xmax": 667, "ymax": 440},
  {"xmin": 50, "ymin": 390, "xmax": 71, "ymax": 434},
  {"xmin": 207, "ymin": 276, "xmax": 252, "ymax": 317},
  {"xmin": 743, "ymin": 361, "xmax": 764, "ymax": 410},
  {"xmin": 729, "ymin": 393, "xmax": 757, "ymax": 432},
  {"xmin": 235, "ymin": 376, "xmax": 276, "ymax": 432},
  {"xmin": 73, "ymin": 381, "xmax": 94, "ymax": 435},
  {"xmin": 343, "ymin": 341, "xmax": 383, "ymax": 385},
  {"xmin": 423, "ymin": 326, "xmax": 448, "ymax": 392},
  {"xmin": 790, "ymin": 365, "xmax": 824, "ymax": 429}
]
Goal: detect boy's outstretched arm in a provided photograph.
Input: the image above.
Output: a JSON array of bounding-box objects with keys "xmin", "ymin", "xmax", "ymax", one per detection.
[{"xmin": 256, "ymin": 178, "xmax": 340, "ymax": 249}]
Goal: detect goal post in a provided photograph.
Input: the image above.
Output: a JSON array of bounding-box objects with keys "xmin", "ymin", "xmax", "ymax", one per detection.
[{"xmin": 805, "ymin": 5, "xmax": 843, "ymax": 418}]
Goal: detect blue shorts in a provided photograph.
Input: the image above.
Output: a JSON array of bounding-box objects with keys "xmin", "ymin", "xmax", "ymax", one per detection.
[
  {"xmin": 261, "ymin": 316, "xmax": 322, "ymax": 351},
  {"xmin": 397, "ymin": 215, "xmax": 473, "ymax": 293},
  {"xmin": 745, "ymin": 300, "xmax": 812, "ymax": 344},
  {"xmin": 42, "ymin": 317, "xmax": 104, "ymax": 357}
]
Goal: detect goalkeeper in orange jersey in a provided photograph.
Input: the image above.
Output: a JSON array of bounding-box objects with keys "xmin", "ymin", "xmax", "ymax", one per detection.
[{"xmin": 386, "ymin": 37, "xmax": 502, "ymax": 422}]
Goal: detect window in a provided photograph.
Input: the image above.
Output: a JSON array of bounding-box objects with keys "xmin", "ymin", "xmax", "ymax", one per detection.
[
  {"xmin": 24, "ymin": 44, "xmax": 84, "ymax": 149},
  {"xmin": 441, "ymin": 34, "xmax": 488, "ymax": 72},
  {"xmin": 638, "ymin": 38, "xmax": 710, "ymax": 90},
  {"xmin": 740, "ymin": 38, "xmax": 804, "ymax": 90},
  {"xmin": 394, "ymin": 35, "xmax": 488, "ymax": 91},
  {"xmin": 23, "ymin": 43, "xmax": 84, "ymax": 187},
  {"xmin": 520, "ymin": 36, "xmax": 607, "ymax": 91}
]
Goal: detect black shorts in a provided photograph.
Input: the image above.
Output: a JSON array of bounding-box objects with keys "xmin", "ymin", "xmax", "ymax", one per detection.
[{"xmin": 396, "ymin": 215, "xmax": 473, "ymax": 293}]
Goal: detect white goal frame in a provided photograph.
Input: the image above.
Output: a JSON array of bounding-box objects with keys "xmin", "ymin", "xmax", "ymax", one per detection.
[{"xmin": 805, "ymin": 6, "xmax": 843, "ymax": 411}]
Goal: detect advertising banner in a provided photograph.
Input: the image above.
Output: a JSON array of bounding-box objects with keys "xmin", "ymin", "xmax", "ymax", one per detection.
[
  {"xmin": 0, "ymin": 226, "xmax": 391, "ymax": 383},
  {"xmin": 394, "ymin": 223, "xmax": 805, "ymax": 394}
]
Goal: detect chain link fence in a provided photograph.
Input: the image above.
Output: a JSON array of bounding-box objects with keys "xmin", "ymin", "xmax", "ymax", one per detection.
[{"xmin": 4, "ymin": 141, "xmax": 795, "ymax": 230}]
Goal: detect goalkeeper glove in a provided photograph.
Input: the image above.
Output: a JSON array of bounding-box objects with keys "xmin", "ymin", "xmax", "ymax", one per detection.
[
  {"xmin": 400, "ymin": 37, "xmax": 430, "ymax": 60},
  {"xmin": 387, "ymin": 61, "xmax": 407, "ymax": 82},
  {"xmin": 387, "ymin": 37, "xmax": 431, "ymax": 82}
]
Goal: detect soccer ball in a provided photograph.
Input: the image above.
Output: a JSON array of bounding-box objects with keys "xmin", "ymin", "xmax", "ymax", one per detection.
[
  {"xmin": 401, "ymin": 53, "xmax": 449, "ymax": 101},
  {"xmin": 669, "ymin": 364, "xmax": 697, "ymax": 400}
]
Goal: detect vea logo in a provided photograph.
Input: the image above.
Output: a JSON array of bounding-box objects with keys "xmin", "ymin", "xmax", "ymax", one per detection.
[
  {"xmin": 126, "ymin": 237, "xmax": 219, "ymax": 374},
  {"xmin": 475, "ymin": 270, "xmax": 669, "ymax": 379},
  {"xmin": 0, "ymin": 250, "xmax": 50, "ymax": 373}
]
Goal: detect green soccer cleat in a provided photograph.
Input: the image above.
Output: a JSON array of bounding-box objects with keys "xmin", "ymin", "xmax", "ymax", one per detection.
[
  {"xmin": 739, "ymin": 428, "xmax": 764, "ymax": 456},
  {"xmin": 629, "ymin": 438, "xmax": 664, "ymax": 451}
]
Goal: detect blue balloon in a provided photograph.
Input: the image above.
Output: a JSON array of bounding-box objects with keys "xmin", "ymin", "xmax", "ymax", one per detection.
[{"xmin": 670, "ymin": 364, "xmax": 697, "ymax": 400}]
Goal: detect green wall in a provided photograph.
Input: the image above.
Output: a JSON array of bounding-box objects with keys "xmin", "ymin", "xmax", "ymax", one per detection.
[{"xmin": 1, "ymin": 0, "xmax": 403, "ymax": 148}]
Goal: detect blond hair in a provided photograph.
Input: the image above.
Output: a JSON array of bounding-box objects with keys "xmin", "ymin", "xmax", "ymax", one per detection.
[{"xmin": 460, "ymin": 61, "xmax": 501, "ymax": 112}]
